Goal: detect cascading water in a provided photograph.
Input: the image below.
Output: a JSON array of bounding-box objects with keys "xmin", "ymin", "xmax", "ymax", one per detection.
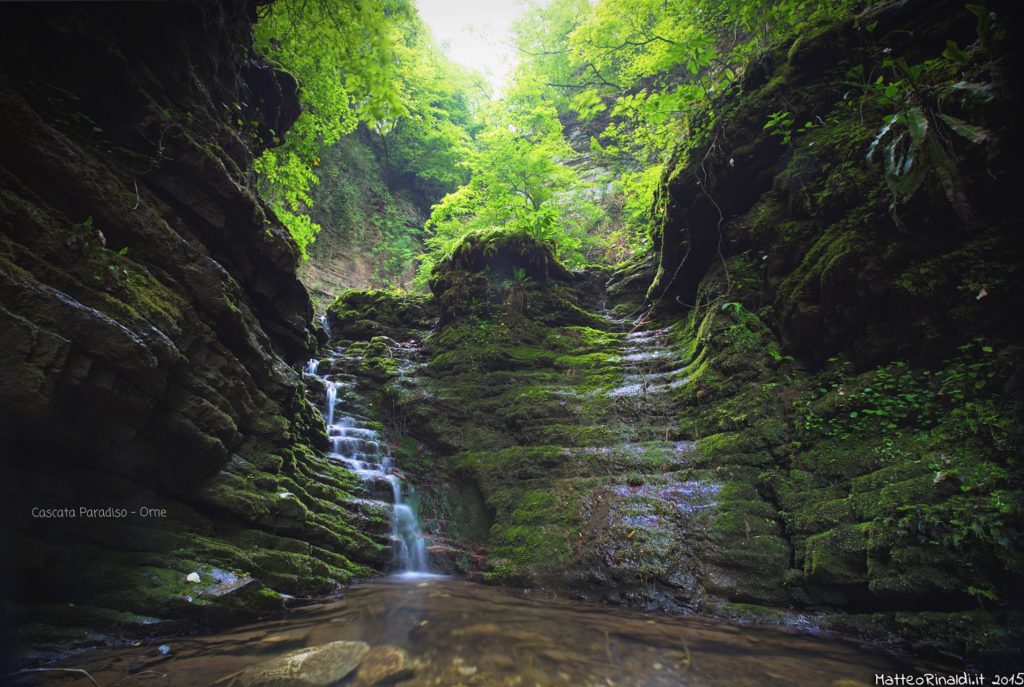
[
  {"xmin": 324, "ymin": 380, "xmax": 338, "ymax": 428},
  {"xmin": 304, "ymin": 352, "xmax": 428, "ymax": 573},
  {"xmin": 317, "ymin": 314, "xmax": 331, "ymax": 338}
]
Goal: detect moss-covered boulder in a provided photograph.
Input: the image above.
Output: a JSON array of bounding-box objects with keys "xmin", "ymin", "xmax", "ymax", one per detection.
[
  {"xmin": 327, "ymin": 289, "xmax": 434, "ymax": 342},
  {"xmin": 427, "ymin": 229, "xmax": 601, "ymax": 327}
]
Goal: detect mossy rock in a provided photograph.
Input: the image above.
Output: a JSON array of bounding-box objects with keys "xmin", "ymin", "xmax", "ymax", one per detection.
[
  {"xmin": 803, "ymin": 524, "xmax": 869, "ymax": 587},
  {"xmin": 428, "ymin": 229, "xmax": 584, "ymax": 325},
  {"xmin": 433, "ymin": 228, "xmax": 573, "ymax": 284},
  {"xmin": 327, "ymin": 289, "xmax": 433, "ymax": 342}
]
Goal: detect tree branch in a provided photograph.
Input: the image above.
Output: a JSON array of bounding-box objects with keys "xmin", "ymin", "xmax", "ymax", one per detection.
[
  {"xmin": 581, "ymin": 62, "xmax": 621, "ymax": 90},
  {"xmin": 519, "ymin": 48, "xmax": 570, "ymax": 57}
]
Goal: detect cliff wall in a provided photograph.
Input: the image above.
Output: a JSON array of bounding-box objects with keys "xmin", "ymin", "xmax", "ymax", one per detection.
[{"xmin": 0, "ymin": 1, "xmax": 387, "ymax": 661}]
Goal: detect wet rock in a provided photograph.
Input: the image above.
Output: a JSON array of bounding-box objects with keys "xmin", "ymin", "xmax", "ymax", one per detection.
[
  {"xmin": 355, "ymin": 645, "xmax": 414, "ymax": 686},
  {"xmin": 0, "ymin": 0, "xmax": 393, "ymax": 654},
  {"xmin": 227, "ymin": 640, "xmax": 369, "ymax": 687}
]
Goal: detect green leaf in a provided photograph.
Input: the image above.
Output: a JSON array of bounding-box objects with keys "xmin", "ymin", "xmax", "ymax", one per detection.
[
  {"xmin": 937, "ymin": 113, "xmax": 991, "ymax": 144},
  {"xmin": 905, "ymin": 106, "xmax": 928, "ymax": 145},
  {"xmin": 965, "ymin": 4, "xmax": 992, "ymax": 46},
  {"xmin": 867, "ymin": 115, "xmax": 898, "ymax": 162},
  {"xmin": 951, "ymin": 81, "xmax": 993, "ymax": 102},
  {"xmin": 942, "ymin": 40, "xmax": 971, "ymax": 65}
]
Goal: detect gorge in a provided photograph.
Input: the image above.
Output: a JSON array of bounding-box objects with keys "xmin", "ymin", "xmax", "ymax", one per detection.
[{"xmin": 1, "ymin": 0, "xmax": 1021, "ymax": 684}]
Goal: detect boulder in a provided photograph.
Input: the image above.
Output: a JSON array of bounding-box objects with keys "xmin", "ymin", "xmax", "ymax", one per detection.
[{"xmin": 226, "ymin": 641, "xmax": 369, "ymax": 687}]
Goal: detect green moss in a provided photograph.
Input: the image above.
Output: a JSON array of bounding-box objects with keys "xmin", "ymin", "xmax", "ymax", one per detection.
[
  {"xmin": 788, "ymin": 497, "xmax": 854, "ymax": 534},
  {"xmin": 119, "ymin": 266, "xmax": 187, "ymax": 322},
  {"xmin": 803, "ymin": 524, "xmax": 869, "ymax": 585},
  {"xmin": 327, "ymin": 288, "xmax": 432, "ymax": 341},
  {"xmin": 486, "ymin": 485, "xmax": 584, "ymax": 582}
]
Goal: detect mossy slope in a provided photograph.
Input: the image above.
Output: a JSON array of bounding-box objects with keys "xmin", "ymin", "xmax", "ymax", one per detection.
[{"xmin": 325, "ymin": 0, "xmax": 1024, "ymax": 663}]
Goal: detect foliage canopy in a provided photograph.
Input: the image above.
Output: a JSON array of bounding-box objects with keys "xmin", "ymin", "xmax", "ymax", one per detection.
[{"xmin": 253, "ymin": 0, "xmax": 873, "ymax": 279}]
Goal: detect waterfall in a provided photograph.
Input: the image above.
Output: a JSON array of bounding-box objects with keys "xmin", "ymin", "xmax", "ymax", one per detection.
[
  {"xmin": 324, "ymin": 380, "xmax": 338, "ymax": 428},
  {"xmin": 304, "ymin": 355, "xmax": 429, "ymax": 573},
  {"xmin": 318, "ymin": 314, "xmax": 332, "ymax": 338}
]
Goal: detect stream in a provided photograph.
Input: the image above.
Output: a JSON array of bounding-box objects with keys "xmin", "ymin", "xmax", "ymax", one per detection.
[
  {"xmin": 308, "ymin": 349, "xmax": 428, "ymax": 573},
  {"xmin": 12, "ymin": 576, "xmax": 936, "ymax": 686},
  {"xmin": 8, "ymin": 341, "xmax": 946, "ymax": 686}
]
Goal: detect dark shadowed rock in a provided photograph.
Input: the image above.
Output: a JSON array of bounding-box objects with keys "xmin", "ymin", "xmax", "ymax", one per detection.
[{"xmin": 0, "ymin": 0, "xmax": 388, "ymax": 662}]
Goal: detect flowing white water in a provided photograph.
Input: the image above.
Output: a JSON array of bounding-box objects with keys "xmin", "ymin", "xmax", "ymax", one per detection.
[
  {"xmin": 317, "ymin": 314, "xmax": 331, "ymax": 338},
  {"xmin": 304, "ymin": 354, "xmax": 428, "ymax": 573},
  {"xmin": 607, "ymin": 325, "xmax": 691, "ymax": 398},
  {"xmin": 324, "ymin": 380, "xmax": 338, "ymax": 428}
]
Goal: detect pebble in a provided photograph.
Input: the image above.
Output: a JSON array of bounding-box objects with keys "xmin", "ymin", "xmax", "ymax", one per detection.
[{"xmin": 186, "ymin": 572, "xmax": 201, "ymax": 583}]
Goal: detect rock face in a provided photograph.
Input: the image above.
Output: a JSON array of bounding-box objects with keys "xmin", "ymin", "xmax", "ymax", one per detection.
[
  {"xmin": 298, "ymin": 130, "xmax": 428, "ymax": 310},
  {"xmin": 321, "ymin": 0, "xmax": 1023, "ymax": 669},
  {"xmin": 0, "ymin": 1, "xmax": 386, "ymax": 657},
  {"xmin": 645, "ymin": 0, "xmax": 1023, "ymax": 368}
]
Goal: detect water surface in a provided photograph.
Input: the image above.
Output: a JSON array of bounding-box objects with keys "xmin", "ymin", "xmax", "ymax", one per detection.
[{"xmin": 15, "ymin": 575, "xmax": 941, "ymax": 686}]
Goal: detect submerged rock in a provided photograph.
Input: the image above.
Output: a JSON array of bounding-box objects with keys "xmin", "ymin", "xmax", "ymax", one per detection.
[
  {"xmin": 226, "ymin": 640, "xmax": 369, "ymax": 687},
  {"xmin": 355, "ymin": 645, "xmax": 414, "ymax": 686}
]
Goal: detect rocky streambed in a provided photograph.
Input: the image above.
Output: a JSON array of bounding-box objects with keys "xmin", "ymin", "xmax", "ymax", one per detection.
[{"xmin": 9, "ymin": 575, "xmax": 942, "ymax": 687}]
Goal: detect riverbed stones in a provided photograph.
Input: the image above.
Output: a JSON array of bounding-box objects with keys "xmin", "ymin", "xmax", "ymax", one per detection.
[
  {"xmin": 226, "ymin": 640, "xmax": 369, "ymax": 687},
  {"xmin": 355, "ymin": 645, "xmax": 414, "ymax": 685}
]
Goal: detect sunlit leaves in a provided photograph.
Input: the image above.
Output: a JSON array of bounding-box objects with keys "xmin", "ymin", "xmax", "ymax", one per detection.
[
  {"xmin": 252, "ymin": 0, "xmax": 414, "ymax": 258},
  {"xmin": 376, "ymin": 27, "xmax": 482, "ymax": 195},
  {"xmin": 416, "ymin": 99, "xmax": 601, "ymax": 286},
  {"xmin": 568, "ymin": 90, "xmax": 606, "ymax": 123}
]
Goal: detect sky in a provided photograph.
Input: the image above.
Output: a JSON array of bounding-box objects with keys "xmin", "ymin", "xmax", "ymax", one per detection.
[{"xmin": 414, "ymin": 0, "xmax": 530, "ymax": 96}]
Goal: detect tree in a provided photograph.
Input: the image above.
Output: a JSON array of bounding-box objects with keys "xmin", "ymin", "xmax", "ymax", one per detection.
[
  {"xmin": 373, "ymin": 19, "xmax": 482, "ymax": 198},
  {"xmin": 415, "ymin": 89, "xmax": 602, "ymax": 287},
  {"xmin": 252, "ymin": 0, "xmax": 413, "ymax": 258}
]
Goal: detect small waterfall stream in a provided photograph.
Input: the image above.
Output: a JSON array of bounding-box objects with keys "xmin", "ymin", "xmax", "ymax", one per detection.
[
  {"xmin": 304, "ymin": 350, "xmax": 428, "ymax": 573},
  {"xmin": 41, "ymin": 322, "xmax": 946, "ymax": 685}
]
